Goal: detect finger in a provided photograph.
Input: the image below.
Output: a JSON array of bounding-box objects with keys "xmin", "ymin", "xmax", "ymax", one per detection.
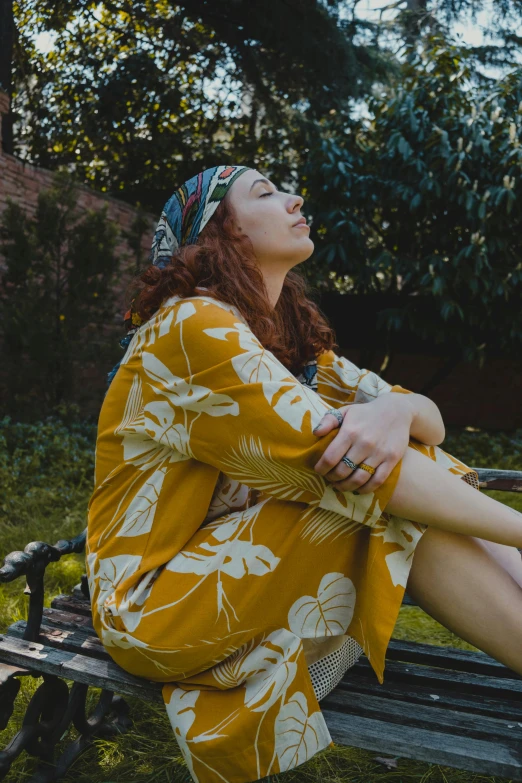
[
  {"xmin": 329, "ymin": 450, "xmax": 381, "ymax": 490},
  {"xmin": 324, "ymin": 442, "xmax": 374, "ymax": 484},
  {"xmin": 350, "ymin": 463, "xmax": 388, "ymax": 495},
  {"xmin": 316, "ymin": 434, "xmax": 355, "ymax": 476},
  {"xmin": 313, "ymin": 412, "xmax": 342, "ymax": 436},
  {"xmin": 355, "ymin": 455, "xmax": 403, "ymax": 495}
]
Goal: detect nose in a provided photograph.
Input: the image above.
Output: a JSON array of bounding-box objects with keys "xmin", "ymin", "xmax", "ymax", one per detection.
[{"xmin": 288, "ymin": 193, "xmax": 304, "ymax": 212}]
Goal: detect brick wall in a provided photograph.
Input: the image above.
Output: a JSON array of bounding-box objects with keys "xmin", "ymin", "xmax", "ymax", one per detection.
[
  {"xmin": 0, "ymin": 90, "xmax": 156, "ymax": 315},
  {"xmin": 0, "ymin": 89, "xmax": 160, "ymax": 417}
]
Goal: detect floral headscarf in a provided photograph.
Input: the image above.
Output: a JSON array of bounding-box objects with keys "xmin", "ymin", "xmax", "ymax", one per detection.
[{"xmin": 106, "ymin": 165, "xmax": 251, "ymax": 389}]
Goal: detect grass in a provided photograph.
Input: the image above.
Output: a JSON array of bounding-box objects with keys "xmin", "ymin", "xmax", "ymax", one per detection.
[{"xmin": 1, "ymin": 418, "xmax": 522, "ymax": 783}]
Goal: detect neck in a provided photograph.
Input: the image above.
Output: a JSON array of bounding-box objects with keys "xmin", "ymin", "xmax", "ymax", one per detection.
[{"xmin": 262, "ymin": 271, "xmax": 287, "ymax": 309}]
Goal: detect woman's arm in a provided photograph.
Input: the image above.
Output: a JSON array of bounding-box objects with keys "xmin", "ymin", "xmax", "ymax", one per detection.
[
  {"xmin": 401, "ymin": 392, "xmax": 445, "ymax": 446},
  {"xmin": 315, "ymin": 349, "xmax": 445, "ymax": 447},
  {"xmin": 131, "ymin": 298, "xmax": 402, "ymax": 529}
]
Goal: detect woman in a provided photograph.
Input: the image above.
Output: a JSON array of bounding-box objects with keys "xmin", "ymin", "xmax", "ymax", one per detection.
[{"xmin": 87, "ymin": 164, "xmax": 522, "ymax": 783}]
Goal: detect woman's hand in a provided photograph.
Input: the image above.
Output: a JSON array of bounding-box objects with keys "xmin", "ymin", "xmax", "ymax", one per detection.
[{"xmin": 312, "ymin": 395, "xmax": 415, "ymax": 495}]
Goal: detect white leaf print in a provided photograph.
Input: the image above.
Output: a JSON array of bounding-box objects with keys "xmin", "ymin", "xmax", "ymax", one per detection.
[
  {"xmin": 120, "ymin": 311, "xmax": 164, "ymax": 361},
  {"xmin": 117, "ymin": 567, "xmax": 161, "ymax": 631},
  {"xmin": 231, "ymin": 350, "xmax": 326, "ymax": 432},
  {"xmin": 143, "ymin": 401, "xmax": 193, "ymax": 458},
  {"xmin": 203, "ymin": 472, "xmax": 253, "ymax": 524},
  {"xmin": 268, "ymin": 379, "xmax": 323, "ymax": 432},
  {"xmin": 115, "ymin": 372, "xmax": 143, "ymax": 434},
  {"xmin": 288, "ymin": 572, "xmax": 356, "ymax": 638},
  {"xmin": 299, "ymin": 505, "xmax": 363, "ymax": 544},
  {"xmin": 274, "ymin": 691, "xmax": 331, "ymax": 771},
  {"xmin": 203, "ymin": 321, "xmax": 262, "ymax": 352},
  {"xmin": 205, "ymin": 498, "xmax": 271, "ymax": 542},
  {"xmin": 121, "ymin": 429, "xmax": 176, "ymax": 470},
  {"xmin": 116, "ymin": 467, "xmax": 168, "ymax": 538},
  {"xmin": 219, "ymin": 434, "xmax": 324, "ymax": 502},
  {"xmin": 243, "ymin": 629, "xmax": 301, "ymax": 713},
  {"xmin": 211, "ymin": 637, "xmax": 259, "ymax": 689},
  {"xmin": 372, "ymin": 514, "xmax": 427, "ymax": 588},
  {"xmin": 162, "ymin": 294, "xmax": 245, "ymax": 323},
  {"xmin": 91, "ymin": 554, "xmax": 142, "ymax": 610},
  {"xmin": 166, "ymin": 538, "xmax": 280, "ymax": 579},
  {"xmin": 321, "ymin": 483, "xmax": 383, "ymax": 527},
  {"xmin": 174, "ymin": 301, "xmax": 197, "ymax": 325},
  {"xmin": 142, "ymin": 351, "xmax": 239, "ymax": 418},
  {"xmin": 334, "ymin": 356, "xmax": 392, "ymax": 403},
  {"xmin": 164, "ymin": 688, "xmax": 201, "ymax": 783},
  {"xmin": 85, "ymin": 551, "xmax": 98, "ymax": 599},
  {"xmin": 99, "ymin": 624, "xmax": 151, "ymax": 651},
  {"xmin": 204, "ymin": 320, "xmax": 327, "ymax": 431},
  {"xmin": 157, "ymin": 307, "xmax": 175, "ymax": 338},
  {"xmin": 116, "ymin": 372, "xmax": 185, "ymax": 471}
]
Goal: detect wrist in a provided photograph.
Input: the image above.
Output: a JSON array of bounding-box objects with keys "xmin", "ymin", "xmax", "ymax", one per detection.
[{"xmin": 389, "ymin": 389, "xmax": 416, "ymax": 426}]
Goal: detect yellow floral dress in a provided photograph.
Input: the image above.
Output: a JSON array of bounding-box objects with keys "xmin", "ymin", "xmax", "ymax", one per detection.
[{"xmin": 86, "ymin": 294, "xmax": 479, "ymax": 783}]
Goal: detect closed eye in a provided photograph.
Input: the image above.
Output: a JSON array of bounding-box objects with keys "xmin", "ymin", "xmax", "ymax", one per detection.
[{"xmin": 260, "ymin": 191, "xmax": 273, "ymax": 197}]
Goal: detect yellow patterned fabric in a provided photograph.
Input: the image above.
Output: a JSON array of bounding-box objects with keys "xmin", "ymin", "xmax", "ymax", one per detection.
[{"xmin": 86, "ymin": 294, "xmax": 479, "ymax": 783}]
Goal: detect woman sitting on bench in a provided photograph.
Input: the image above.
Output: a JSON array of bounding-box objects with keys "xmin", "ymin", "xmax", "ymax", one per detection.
[{"xmin": 86, "ymin": 164, "xmax": 522, "ymax": 783}]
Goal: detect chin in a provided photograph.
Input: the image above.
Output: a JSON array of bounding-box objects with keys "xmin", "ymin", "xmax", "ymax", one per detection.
[{"xmin": 297, "ymin": 238, "xmax": 314, "ymax": 261}]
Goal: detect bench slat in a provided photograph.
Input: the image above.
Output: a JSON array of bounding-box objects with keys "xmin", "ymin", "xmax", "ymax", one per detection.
[
  {"xmin": 9, "ymin": 614, "xmax": 521, "ymax": 695},
  {"xmin": 0, "ymin": 633, "xmax": 163, "ymax": 703},
  {"xmin": 322, "ymin": 687, "xmax": 522, "ymax": 743},
  {"xmin": 12, "ymin": 616, "xmax": 513, "ymax": 681},
  {"xmin": 8, "ymin": 621, "xmax": 109, "ymax": 662},
  {"xmin": 42, "ymin": 606, "xmax": 95, "ymax": 631},
  {"xmin": 339, "ymin": 669, "xmax": 522, "ymax": 721},
  {"xmin": 386, "ymin": 638, "xmax": 521, "ymax": 678},
  {"xmin": 51, "ymin": 594, "xmax": 93, "ymax": 617},
  {"xmin": 474, "ymin": 468, "xmax": 522, "ymax": 492},
  {"xmin": 321, "ymin": 707, "xmax": 522, "ymax": 780},
  {"xmin": 350, "ymin": 657, "xmax": 522, "ymax": 701}
]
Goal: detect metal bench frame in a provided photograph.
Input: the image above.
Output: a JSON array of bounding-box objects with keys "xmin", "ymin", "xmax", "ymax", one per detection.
[{"xmin": 1, "ymin": 467, "xmax": 522, "ymax": 782}]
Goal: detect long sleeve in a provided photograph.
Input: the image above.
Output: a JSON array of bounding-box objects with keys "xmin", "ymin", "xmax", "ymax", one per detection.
[
  {"xmin": 132, "ymin": 296, "xmax": 405, "ymax": 528},
  {"xmin": 315, "ymin": 349, "xmax": 413, "ymax": 408}
]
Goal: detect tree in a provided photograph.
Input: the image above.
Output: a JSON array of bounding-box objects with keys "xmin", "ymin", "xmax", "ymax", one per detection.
[
  {"xmin": 363, "ymin": 0, "xmax": 522, "ymax": 81},
  {"xmin": 303, "ymin": 35, "xmax": 522, "ymax": 373},
  {"xmin": 9, "ymin": 0, "xmax": 392, "ymax": 213},
  {"xmin": 0, "ymin": 170, "xmax": 121, "ymax": 419}
]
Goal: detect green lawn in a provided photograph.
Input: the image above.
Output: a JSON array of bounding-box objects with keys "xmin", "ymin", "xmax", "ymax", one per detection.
[{"xmin": 2, "ymin": 416, "xmax": 522, "ymax": 783}]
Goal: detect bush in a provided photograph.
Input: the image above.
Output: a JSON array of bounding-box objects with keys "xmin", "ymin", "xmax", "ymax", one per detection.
[
  {"xmin": 0, "ymin": 169, "xmax": 121, "ymax": 420},
  {"xmin": 0, "ymin": 407, "xmax": 96, "ymax": 529},
  {"xmin": 443, "ymin": 425, "xmax": 522, "ymax": 471}
]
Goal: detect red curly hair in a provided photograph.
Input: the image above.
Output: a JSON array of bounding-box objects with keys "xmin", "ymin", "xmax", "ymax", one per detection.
[{"xmin": 127, "ymin": 193, "xmax": 338, "ymax": 376}]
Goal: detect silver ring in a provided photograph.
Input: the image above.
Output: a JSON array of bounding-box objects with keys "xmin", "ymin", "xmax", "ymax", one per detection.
[
  {"xmin": 325, "ymin": 408, "xmax": 343, "ymax": 427},
  {"xmin": 341, "ymin": 455, "xmax": 359, "ymax": 471}
]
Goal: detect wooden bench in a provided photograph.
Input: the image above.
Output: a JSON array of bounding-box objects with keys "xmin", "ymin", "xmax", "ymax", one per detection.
[{"xmin": 2, "ymin": 467, "xmax": 522, "ymax": 782}]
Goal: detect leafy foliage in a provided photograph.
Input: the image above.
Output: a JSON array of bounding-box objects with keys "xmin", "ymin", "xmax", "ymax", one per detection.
[
  {"xmin": 10, "ymin": 0, "xmax": 392, "ymax": 213},
  {"xmin": 6, "ymin": 6, "xmax": 522, "ymax": 370},
  {"xmin": 0, "ymin": 170, "xmax": 121, "ymax": 418},
  {"xmin": 0, "ymin": 409, "xmax": 96, "ymax": 515},
  {"xmin": 304, "ymin": 36, "xmax": 522, "ymax": 363}
]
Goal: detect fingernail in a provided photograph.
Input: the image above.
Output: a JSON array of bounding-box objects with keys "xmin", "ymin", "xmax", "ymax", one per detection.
[{"xmin": 312, "ymin": 426, "xmax": 320, "ymax": 433}]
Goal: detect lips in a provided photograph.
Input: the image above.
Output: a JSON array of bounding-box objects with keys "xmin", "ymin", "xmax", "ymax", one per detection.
[{"xmin": 293, "ymin": 217, "xmax": 308, "ymax": 227}]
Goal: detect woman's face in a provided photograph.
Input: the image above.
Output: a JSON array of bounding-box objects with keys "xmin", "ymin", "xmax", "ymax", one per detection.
[{"xmin": 226, "ymin": 169, "xmax": 314, "ymax": 271}]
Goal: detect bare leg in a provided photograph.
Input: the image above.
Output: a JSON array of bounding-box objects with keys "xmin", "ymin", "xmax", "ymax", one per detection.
[
  {"xmin": 477, "ymin": 539, "xmax": 522, "ymax": 589},
  {"xmin": 386, "ymin": 445, "xmax": 522, "ymax": 547},
  {"xmin": 405, "ymin": 526, "xmax": 522, "ymax": 676}
]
